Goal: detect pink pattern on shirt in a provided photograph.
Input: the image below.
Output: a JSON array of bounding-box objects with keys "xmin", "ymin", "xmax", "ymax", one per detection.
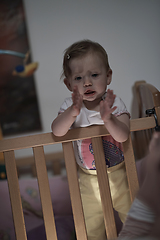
[{"xmin": 81, "ymin": 135, "xmax": 124, "ymax": 169}]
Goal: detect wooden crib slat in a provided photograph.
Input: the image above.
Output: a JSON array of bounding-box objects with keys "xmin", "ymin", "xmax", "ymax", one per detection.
[
  {"xmin": 33, "ymin": 146, "xmax": 57, "ymax": 240},
  {"xmin": 122, "ymin": 134, "xmax": 139, "ymax": 202},
  {"xmin": 92, "ymin": 137, "xmax": 117, "ymax": 240},
  {"xmin": 4, "ymin": 151, "xmax": 27, "ymax": 240},
  {"xmin": 62, "ymin": 142, "xmax": 88, "ymax": 240}
]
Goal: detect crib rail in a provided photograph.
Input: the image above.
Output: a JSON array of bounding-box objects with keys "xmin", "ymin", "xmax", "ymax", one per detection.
[
  {"xmin": 0, "ymin": 116, "xmax": 155, "ymax": 152},
  {"xmin": 0, "ymin": 116, "xmax": 156, "ymax": 240}
]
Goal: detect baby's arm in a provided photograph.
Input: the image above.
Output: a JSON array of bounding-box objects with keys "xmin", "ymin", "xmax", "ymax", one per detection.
[
  {"xmin": 51, "ymin": 86, "xmax": 83, "ymax": 136},
  {"xmin": 100, "ymin": 89, "xmax": 130, "ymax": 142}
]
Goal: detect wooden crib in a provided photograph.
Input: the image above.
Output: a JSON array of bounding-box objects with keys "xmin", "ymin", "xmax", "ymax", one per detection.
[{"xmin": 0, "ymin": 81, "xmax": 159, "ymax": 240}]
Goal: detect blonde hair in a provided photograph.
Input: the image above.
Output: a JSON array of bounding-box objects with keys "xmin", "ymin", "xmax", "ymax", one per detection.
[{"xmin": 61, "ymin": 39, "xmax": 110, "ymax": 79}]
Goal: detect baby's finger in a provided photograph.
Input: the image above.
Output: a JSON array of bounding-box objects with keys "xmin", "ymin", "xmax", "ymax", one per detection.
[
  {"xmin": 73, "ymin": 85, "xmax": 79, "ymax": 94},
  {"xmin": 106, "ymin": 89, "xmax": 115, "ymax": 100},
  {"xmin": 111, "ymin": 106, "xmax": 117, "ymax": 113}
]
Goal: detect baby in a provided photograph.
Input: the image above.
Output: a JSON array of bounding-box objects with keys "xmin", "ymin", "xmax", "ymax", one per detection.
[{"xmin": 51, "ymin": 39, "xmax": 131, "ymax": 240}]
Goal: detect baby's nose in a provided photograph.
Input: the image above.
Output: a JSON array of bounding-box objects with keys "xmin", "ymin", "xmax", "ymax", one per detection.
[{"xmin": 84, "ymin": 77, "xmax": 92, "ymax": 87}]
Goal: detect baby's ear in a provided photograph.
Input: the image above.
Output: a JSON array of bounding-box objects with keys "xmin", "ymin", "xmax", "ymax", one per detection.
[
  {"xmin": 64, "ymin": 78, "xmax": 72, "ymax": 91},
  {"xmin": 107, "ymin": 69, "xmax": 112, "ymax": 85}
]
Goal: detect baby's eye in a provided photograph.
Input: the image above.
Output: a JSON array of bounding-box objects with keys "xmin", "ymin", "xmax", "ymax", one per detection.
[
  {"xmin": 92, "ymin": 74, "xmax": 98, "ymax": 78},
  {"xmin": 75, "ymin": 76, "xmax": 82, "ymax": 81}
]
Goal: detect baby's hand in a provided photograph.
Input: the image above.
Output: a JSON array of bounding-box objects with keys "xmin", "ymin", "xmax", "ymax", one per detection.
[
  {"xmin": 71, "ymin": 86, "xmax": 83, "ymax": 117},
  {"xmin": 100, "ymin": 89, "xmax": 117, "ymax": 123}
]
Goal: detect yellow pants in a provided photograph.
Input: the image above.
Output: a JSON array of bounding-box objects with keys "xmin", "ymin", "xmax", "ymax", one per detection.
[{"xmin": 78, "ymin": 161, "xmax": 131, "ymax": 240}]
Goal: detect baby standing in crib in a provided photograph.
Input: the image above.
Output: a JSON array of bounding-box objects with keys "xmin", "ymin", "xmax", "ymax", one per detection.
[{"xmin": 51, "ymin": 39, "xmax": 131, "ymax": 240}]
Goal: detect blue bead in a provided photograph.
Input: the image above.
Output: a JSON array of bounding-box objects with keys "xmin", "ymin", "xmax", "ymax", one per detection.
[{"xmin": 15, "ymin": 65, "xmax": 25, "ymax": 72}]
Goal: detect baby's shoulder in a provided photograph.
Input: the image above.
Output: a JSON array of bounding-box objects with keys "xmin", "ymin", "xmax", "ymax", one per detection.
[
  {"xmin": 114, "ymin": 95, "xmax": 125, "ymax": 106},
  {"xmin": 113, "ymin": 95, "xmax": 129, "ymax": 116}
]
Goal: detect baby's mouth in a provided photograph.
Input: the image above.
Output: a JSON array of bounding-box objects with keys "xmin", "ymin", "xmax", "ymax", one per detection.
[{"xmin": 84, "ymin": 90, "xmax": 96, "ymax": 95}]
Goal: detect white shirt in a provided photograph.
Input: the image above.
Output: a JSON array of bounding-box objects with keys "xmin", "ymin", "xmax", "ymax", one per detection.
[{"xmin": 59, "ymin": 94, "xmax": 130, "ymax": 169}]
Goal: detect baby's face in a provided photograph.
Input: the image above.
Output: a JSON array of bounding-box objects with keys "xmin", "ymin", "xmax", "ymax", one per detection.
[{"xmin": 67, "ymin": 53, "xmax": 112, "ymax": 103}]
